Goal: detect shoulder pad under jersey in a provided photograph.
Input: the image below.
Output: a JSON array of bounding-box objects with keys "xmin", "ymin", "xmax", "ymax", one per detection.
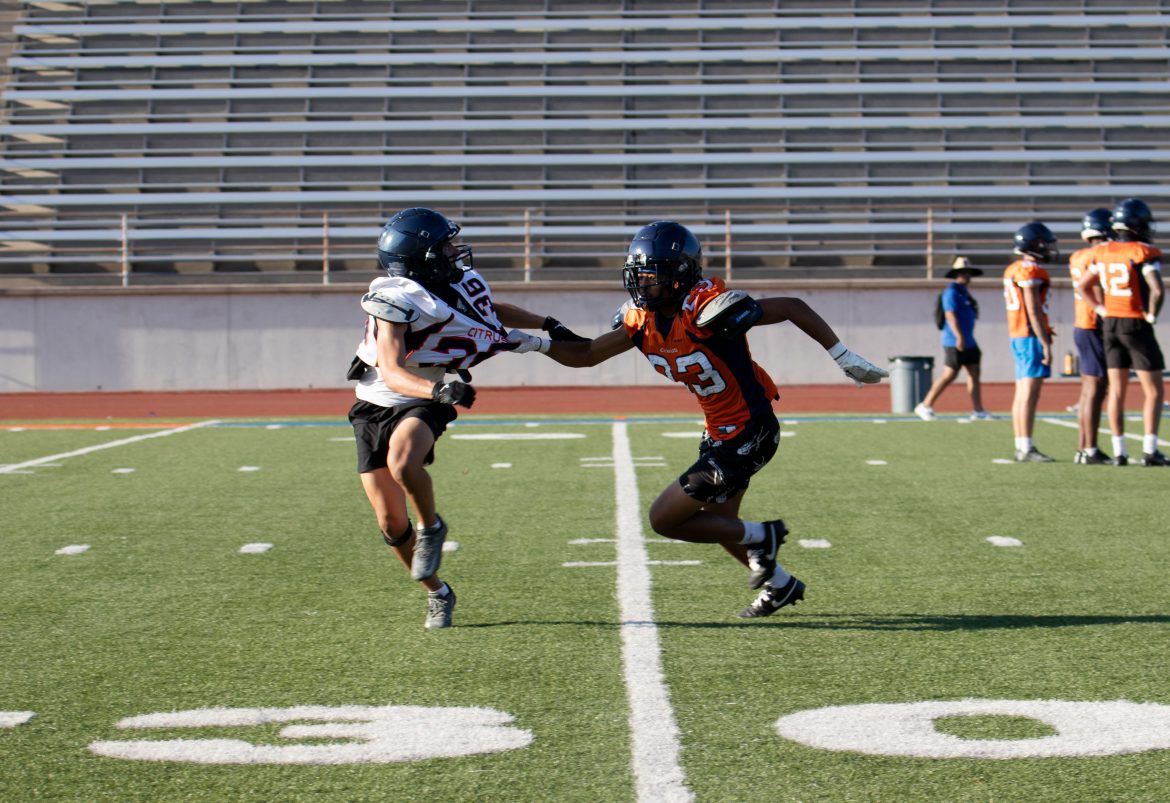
[
  {"xmin": 694, "ymin": 289, "xmax": 763, "ymax": 340},
  {"xmin": 611, "ymin": 300, "xmax": 633, "ymax": 330},
  {"xmin": 694, "ymin": 289, "xmax": 751, "ymax": 327},
  {"xmin": 361, "ymin": 291, "xmax": 421, "ymax": 324}
]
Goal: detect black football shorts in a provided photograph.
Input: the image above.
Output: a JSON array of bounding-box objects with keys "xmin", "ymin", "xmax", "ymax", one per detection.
[
  {"xmin": 349, "ymin": 398, "xmax": 458, "ymax": 473},
  {"xmin": 1103, "ymin": 317, "xmax": 1165, "ymax": 372},
  {"xmin": 679, "ymin": 414, "xmax": 781, "ymax": 504}
]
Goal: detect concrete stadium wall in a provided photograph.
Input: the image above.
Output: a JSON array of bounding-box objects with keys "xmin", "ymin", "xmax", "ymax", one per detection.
[{"xmin": 0, "ymin": 278, "xmax": 1123, "ymax": 394}]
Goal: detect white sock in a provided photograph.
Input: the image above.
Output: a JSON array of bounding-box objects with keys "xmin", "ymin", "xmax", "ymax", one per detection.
[
  {"xmin": 740, "ymin": 521, "xmax": 766, "ymax": 546},
  {"xmin": 1143, "ymin": 434, "xmax": 1159, "ymax": 454},
  {"xmin": 768, "ymin": 564, "xmax": 792, "ymax": 588},
  {"xmin": 1084, "ymin": 447, "xmax": 1098, "ymax": 457},
  {"xmin": 1015, "ymin": 437, "xmax": 1032, "ymax": 452},
  {"xmin": 1113, "ymin": 436, "xmax": 1128, "ymax": 457},
  {"xmin": 430, "ymin": 583, "xmax": 451, "ymax": 598}
]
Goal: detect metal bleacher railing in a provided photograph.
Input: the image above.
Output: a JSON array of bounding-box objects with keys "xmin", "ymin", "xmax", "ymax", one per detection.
[{"xmin": 2, "ymin": 2, "xmax": 1170, "ymax": 287}]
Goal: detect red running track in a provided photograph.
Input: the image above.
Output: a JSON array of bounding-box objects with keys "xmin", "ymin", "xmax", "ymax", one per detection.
[{"xmin": 0, "ymin": 382, "xmax": 1082, "ymax": 420}]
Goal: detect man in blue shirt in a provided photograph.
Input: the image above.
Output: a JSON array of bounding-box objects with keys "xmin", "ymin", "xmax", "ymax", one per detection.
[{"xmin": 915, "ymin": 257, "xmax": 992, "ymax": 421}]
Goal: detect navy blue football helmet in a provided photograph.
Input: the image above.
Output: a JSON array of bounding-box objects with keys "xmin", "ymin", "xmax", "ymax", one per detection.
[
  {"xmin": 1013, "ymin": 222, "xmax": 1058, "ymax": 263},
  {"xmin": 377, "ymin": 207, "xmax": 469, "ymax": 286},
  {"xmin": 622, "ymin": 221, "xmax": 703, "ymax": 310},
  {"xmin": 1111, "ymin": 198, "xmax": 1155, "ymax": 242},
  {"xmin": 1080, "ymin": 208, "xmax": 1113, "ymax": 242}
]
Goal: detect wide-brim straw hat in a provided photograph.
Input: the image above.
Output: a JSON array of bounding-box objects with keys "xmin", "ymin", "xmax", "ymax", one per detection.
[{"xmin": 946, "ymin": 256, "xmax": 983, "ymax": 278}]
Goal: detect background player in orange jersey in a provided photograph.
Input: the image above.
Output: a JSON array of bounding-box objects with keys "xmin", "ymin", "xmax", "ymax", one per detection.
[
  {"xmin": 507, "ymin": 221, "xmax": 886, "ymax": 619},
  {"xmin": 1003, "ymin": 222, "xmax": 1058, "ymax": 462},
  {"xmin": 1067, "ymin": 208, "xmax": 1113, "ymax": 465},
  {"xmin": 1075, "ymin": 198, "xmax": 1167, "ymax": 466}
]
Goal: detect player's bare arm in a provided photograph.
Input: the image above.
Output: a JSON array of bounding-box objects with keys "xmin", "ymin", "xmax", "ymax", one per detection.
[
  {"xmin": 1020, "ymin": 284, "xmax": 1052, "ymax": 364},
  {"xmin": 755, "ymin": 297, "xmax": 840, "ymax": 349},
  {"xmin": 1075, "ymin": 268, "xmax": 1105, "ymax": 311},
  {"xmin": 496, "ymin": 302, "xmax": 589, "ymax": 341},
  {"xmin": 1144, "ymin": 269, "xmax": 1164, "ymax": 319},
  {"xmin": 754, "ymin": 296, "xmax": 887, "ymax": 384},
  {"xmin": 494, "ymin": 302, "xmax": 547, "ymax": 329},
  {"xmin": 506, "ymin": 322, "xmax": 632, "ymax": 366},
  {"xmin": 374, "ymin": 321, "xmax": 436, "ymax": 399}
]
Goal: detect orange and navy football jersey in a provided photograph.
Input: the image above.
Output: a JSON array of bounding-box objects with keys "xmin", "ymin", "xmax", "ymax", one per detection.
[
  {"xmin": 1086, "ymin": 240, "xmax": 1163, "ymax": 319},
  {"xmin": 1068, "ymin": 244, "xmax": 1104, "ymax": 330},
  {"xmin": 622, "ymin": 277, "xmax": 779, "ymax": 441},
  {"xmin": 1002, "ymin": 259, "xmax": 1052, "ymax": 339}
]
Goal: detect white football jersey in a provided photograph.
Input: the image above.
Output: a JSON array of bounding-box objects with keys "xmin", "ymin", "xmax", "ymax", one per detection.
[{"xmin": 353, "ymin": 269, "xmax": 510, "ymax": 407}]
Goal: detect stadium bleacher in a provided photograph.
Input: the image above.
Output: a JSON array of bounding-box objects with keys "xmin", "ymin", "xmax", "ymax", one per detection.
[{"xmin": 1, "ymin": 0, "xmax": 1169, "ymax": 285}]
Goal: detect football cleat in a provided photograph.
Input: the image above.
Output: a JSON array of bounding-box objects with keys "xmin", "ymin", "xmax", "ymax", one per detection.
[
  {"xmin": 425, "ymin": 585, "xmax": 456, "ymax": 629},
  {"xmin": 1078, "ymin": 450, "xmax": 1112, "ymax": 465},
  {"xmin": 411, "ymin": 515, "xmax": 448, "ymax": 580},
  {"xmin": 969, "ymin": 411, "xmax": 994, "ymax": 421},
  {"xmin": 1141, "ymin": 450, "xmax": 1170, "ymax": 467},
  {"xmin": 1111, "ymin": 454, "xmax": 1129, "ymax": 467},
  {"xmin": 913, "ymin": 403, "xmax": 936, "ymax": 421},
  {"xmin": 1015, "ymin": 447, "xmax": 1055, "ymax": 463},
  {"xmin": 738, "ymin": 576, "xmax": 805, "ymax": 619},
  {"xmin": 746, "ymin": 519, "xmax": 788, "ymax": 589}
]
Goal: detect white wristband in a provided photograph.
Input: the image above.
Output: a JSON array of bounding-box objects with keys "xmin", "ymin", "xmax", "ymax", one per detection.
[
  {"xmin": 826, "ymin": 341, "xmax": 848, "ymax": 361},
  {"xmin": 537, "ymin": 336, "xmax": 551, "ymax": 354}
]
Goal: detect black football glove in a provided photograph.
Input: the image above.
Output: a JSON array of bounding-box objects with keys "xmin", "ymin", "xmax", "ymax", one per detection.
[
  {"xmin": 432, "ymin": 380, "xmax": 476, "ymax": 408},
  {"xmin": 542, "ymin": 316, "xmax": 589, "ymax": 342}
]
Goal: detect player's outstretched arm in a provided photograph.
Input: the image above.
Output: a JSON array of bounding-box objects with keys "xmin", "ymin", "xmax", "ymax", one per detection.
[
  {"xmin": 495, "ymin": 303, "xmax": 589, "ymax": 342},
  {"xmin": 507, "ymin": 326, "xmax": 634, "ymax": 367},
  {"xmin": 756, "ymin": 296, "xmax": 888, "ymax": 385}
]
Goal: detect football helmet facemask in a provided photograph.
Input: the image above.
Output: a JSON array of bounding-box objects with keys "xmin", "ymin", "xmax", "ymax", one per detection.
[
  {"xmin": 1111, "ymin": 198, "xmax": 1155, "ymax": 242},
  {"xmin": 1013, "ymin": 222, "xmax": 1059, "ymax": 263},
  {"xmin": 377, "ymin": 207, "xmax": 470, "ymax": 286},
  {"xmin": 622, "ymin": 221, "xmax": 703, "ymax": 310},
  {"xmin": 1080, "ymin": 208, "xmax": 1113, "ymax": 242}
]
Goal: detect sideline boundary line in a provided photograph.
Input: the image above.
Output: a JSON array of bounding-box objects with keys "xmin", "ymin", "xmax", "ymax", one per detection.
[
  {"xmin": 611, "ymin": 421, "xmax": 693, "ymax": 802},
  {"xmin": 0, "ymin": 420, "xmax": 222, "ymax": 475}
]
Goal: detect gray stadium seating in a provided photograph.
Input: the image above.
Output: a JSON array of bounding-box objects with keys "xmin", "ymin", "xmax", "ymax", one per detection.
[{"xmin": 2, "ymin": 0, "xmax": 1169, "ymax": 283}]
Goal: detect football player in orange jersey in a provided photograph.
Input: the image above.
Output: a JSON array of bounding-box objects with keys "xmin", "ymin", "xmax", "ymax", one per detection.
[
  {"xmin": 1067, "ymin": 208, "xmax": 1113, "ymax": 465},
  {"xmin": 1003, "ymin": 222, "xmax": 1058, "ymax": 462},
  {"xmin": 507, "ymin": 221, "xmax": 886, "ymax": 618},
  {"xmin": 1075, "ymin": 198, "xmax": 1167, "ymax": 466}
]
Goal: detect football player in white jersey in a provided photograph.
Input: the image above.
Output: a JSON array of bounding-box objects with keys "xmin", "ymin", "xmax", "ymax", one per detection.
[{"xmin": 348, "ymin": 207, "xmax": 584, "ymax": 628}]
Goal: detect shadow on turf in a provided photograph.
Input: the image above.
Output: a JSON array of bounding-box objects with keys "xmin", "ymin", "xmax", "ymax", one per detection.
[
  {"xmin": 458, "ymin": 613, "xmax": 1170, "ymax": 630},
  {"xmin": 674, "ymin": 613, "xmax": 1170, "ymax": 631}
]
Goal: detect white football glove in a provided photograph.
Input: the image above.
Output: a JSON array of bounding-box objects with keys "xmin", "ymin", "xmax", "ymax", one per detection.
[
  {"xmin": 506, "ymin": 329, "xmax": 551, "ymax": 354},
  {"xmin": 1144, "ymin": 312, "xmax": 1157, "ymax": 325},
  {"xmin": 827, "ymin": 341, "xmax": 888, "ymax": 386}
]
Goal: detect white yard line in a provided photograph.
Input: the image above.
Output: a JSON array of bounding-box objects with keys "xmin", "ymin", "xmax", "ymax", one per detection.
[
  {"xmin": 0, "ymin": 420, "xmax": 221, "ymax": 475},
  {"xmin": 1040, "ymin": 417, "xmax": 1169, "ymax": 447},
  {"xmin": 611, "ymin": 421, "xmax": 694, "ymax": 803}
]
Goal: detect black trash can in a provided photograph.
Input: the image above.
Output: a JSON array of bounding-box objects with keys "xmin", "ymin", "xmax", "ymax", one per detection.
[{"xmin": 888, "ymin": 356, "xmax": 934, "ymax": 414}]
